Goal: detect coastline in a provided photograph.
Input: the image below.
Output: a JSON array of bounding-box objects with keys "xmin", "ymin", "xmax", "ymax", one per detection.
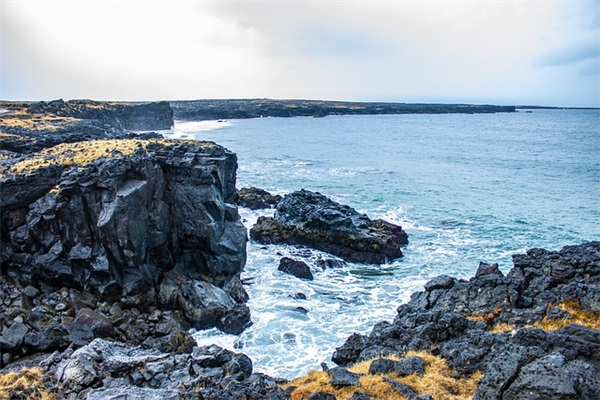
[{"xmin": 1, "ymin": 100, "xmax": 598, "ymax": 399}]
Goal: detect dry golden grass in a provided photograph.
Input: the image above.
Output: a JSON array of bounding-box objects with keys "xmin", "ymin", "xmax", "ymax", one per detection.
[
  {"xmin": 283, "ymin": 351, "xmax": 482, "ymax": 400},
  {"xmin": 463, "ymin": 305, "xmax": 502, "ymax": 323},
  {"xmin": 0, "ymin": 367, "xmax": 55, "ymax": 400},
  {"xmin": 489, "ymin": 300, "xmax": 600, "ymax": 334},
  {"xmin": 0, "ymin": 138, "xmax": 214, "ymax": 178},
  {"xmin": 0, "ymin": 113, "xmax": 78, "ymax": 132}
]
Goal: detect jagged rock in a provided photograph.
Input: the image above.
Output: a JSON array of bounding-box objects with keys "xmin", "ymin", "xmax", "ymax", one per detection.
[
  {"xmin": 349, "ymin": 392, "xmax": 371, "ymax": 400},
  {"xmin": 73, "ymin": 308, "xmax": 115, "ymax": 338},
  {"xmin": 251, "ymin": 190, "xmax": 408, "ymax": 264},
  {"xmin": 308, "ymin": 391, "xmax": 336, "ymax": 400},
  {"xmin": 331, "ymin": 333, "xmax": 370, "ymax": 366},
  {"xmin": 38, "ymin": 338, "xmax": 289, "ymax": 399},
  {"xmin": 475, "ymin": 261, "xmax": 502, "ymax": 277},
  {"xmin": 368, "ymin": 357, "xmax": 424, "ymax": 376},
  {"xmin": 333, "ymin": 242, "xmax": 600, "ymax": 399},
  {"xmin": 0, "ymin": 322, "xmax": 29, "ymax": 352},
  {"xmin": 1, "ymin": 140, "xmax": 247, "ymax": 337},
  {"xmin": 316, "ymin": 258, "xmax": 347, "ymax": 269},
  {"xmin": 0, "ymin": 137, "xmax": 253, "ymax": 366},
  {"xmin": 383, "ymin": 377, "xmax": 419, "ymax": 399},
  {"xmin": 329, "ymin": 366, "xmax": 360, "ymax": 387},
  {"xmin": 278, "ymin": 257, "xmax": 314, "ymax": 280},
  {"xmin": 237, "ymin": 187, "xmax": 282, "ymax": 209}
]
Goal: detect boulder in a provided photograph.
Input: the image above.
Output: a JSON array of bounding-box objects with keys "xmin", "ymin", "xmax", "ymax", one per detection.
[
  {"xmin": 39, "ymin": 338, "xmax": 288, "ymax": 399},
  {"xmin": 328, "ymin": 366, "xmax": 360, "ymax": 387},
  {"xmin": 278, "ymin": 257, "xmax": 314, "ymax": 280},
  {"xmin": 237, "ymin": 187, "xmax": 282, "ymax": 209},
  {"xmin": 251, "ymin": 190, "xmax": 408, "ymax": 264}
]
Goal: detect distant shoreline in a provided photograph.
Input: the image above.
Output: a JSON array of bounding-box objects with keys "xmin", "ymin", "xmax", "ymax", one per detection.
[{"xmin": 515, "ymin": 105, "xmax": 600, "ymax": 110}]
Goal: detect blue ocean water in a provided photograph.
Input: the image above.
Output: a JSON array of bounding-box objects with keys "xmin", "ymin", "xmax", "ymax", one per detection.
[{"xmin": 164, "ymin": 110, "xmax": 600, "ymax": 378}]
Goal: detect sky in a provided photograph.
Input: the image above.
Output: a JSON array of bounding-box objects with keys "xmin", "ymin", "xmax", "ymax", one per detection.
[{"xmin": 1, "ymin": 0, "xmax": 599, "ymax": 107}]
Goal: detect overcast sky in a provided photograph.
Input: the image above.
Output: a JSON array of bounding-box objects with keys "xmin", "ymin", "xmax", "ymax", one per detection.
[{"xmin": 1, "ymin": 0, "xmax": 599, "ymax": 106}]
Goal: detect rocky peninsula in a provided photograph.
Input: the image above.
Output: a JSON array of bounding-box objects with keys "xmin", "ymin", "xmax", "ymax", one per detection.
[
  {"xmin": 170, "ymin": 99, "xmax": 516, "ymax": 120},
  {"xmin": 1, "ymin": 100, "xmax": 598, "ymax": 399}
]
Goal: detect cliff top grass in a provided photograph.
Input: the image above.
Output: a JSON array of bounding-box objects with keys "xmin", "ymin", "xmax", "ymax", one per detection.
[
  {"xmin": 0, "ymin": 367, "xmax": 55, "ymax": 400},
  {"xmin": 0, "ymin": 111, "xmax": 80, "ymax": 132},
  {"xmin": 0, "ymin": 138, "xmax": 215, "ymax": 178},
  {"xmin": 283, "ymin": 350, "xmax": 482, "ymax": 400}
]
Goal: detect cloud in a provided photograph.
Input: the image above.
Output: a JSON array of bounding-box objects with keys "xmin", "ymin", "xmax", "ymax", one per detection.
[{"xmin": 1, "ymin": 0, "xmax": 598, "ymax": 106}]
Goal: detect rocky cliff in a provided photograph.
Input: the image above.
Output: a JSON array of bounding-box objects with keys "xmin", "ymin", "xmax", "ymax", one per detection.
[
  {"xmin": 0, "ymin": 138, "xmax": 250, "ymax": 367},
  {"xmin": 26, "ymin": 99, "xmax": 174, "ymax": 131}
]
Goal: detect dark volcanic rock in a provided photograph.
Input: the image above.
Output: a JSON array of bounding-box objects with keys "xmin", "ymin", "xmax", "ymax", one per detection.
[
  {"xmin": 237, "ymin": 186, "xmax": 282, "ymax": 209},
  {"xmin": 38, "ymin": 338, "xmax": 289, "ymax": 400},
  {"xmin": 332, "ymin": 242, "xmax": 600, "ymax": 399},
  {"xmin": 278, "ymin": 257, "xmax": 314, "ymax": 280},
  {"xmin": 0, "ymin": 139, "xmax": 251, "ymax": 366},
  {"xmin": 27, "ymin": 99, "xmax": 174, "ymax": 131},
  {"xmin": 170, "ymin": 99, "xmax": 517, "ymax": 121},
  {"xmin": 251, "ymin": 190, "xmax": 408, "ymax": 264},
  {"xmin": 328, "ymin": 366, "xmax": 360, "ymax": 387}
]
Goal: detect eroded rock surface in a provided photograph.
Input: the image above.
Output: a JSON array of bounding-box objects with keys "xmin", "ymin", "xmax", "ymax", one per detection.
[
  {"xmin": 250, "ymin": 190, "xmax": 408, "ymax": 264},
  {"xmin": 332, "ymin": 242, "xmax": 600, "ymax": 399},
  {"xmin": 39, "ymin": 338, "xmax": 288, "ymax": 399},
  {"xmin": 1, "ymin": 139, "xmax": 250, "ymax": 365},
  {"xmin": 237, "ymin": 187, "xmax": 281, "ymax": 210}
]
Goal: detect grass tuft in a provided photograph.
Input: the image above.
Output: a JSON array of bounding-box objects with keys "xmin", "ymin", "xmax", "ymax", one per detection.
[
  {"xmin": 488, "ymin": 300, "xmax": 600, "ymax": 334},
  {"xmin": 0, "ymin": 367, "xmax": 55, "ymax": 400},
  {"xmin": 283, "ymin": 350, "xmax": 482, "ymax": 400}
]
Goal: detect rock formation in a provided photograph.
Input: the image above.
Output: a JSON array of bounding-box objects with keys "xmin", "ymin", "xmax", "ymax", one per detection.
[
  {"xmin": 0, "ymin": 137, "xmax": 250, "ymax": 366},
  {"xmin": 331, "ymin": 242, "xmax": 600, "ymax": 399},
  {"xmin": 37, "ymin": 338, "xmax": 288, "ymax": 399},
  {"xmin": 170, "ymin": 99, "xmax": 517, "ymax": 120},
  {"xmin": 27, "ymin": 99, "xmax": 174, "ymax": 131},
  {"xmin": 237, "ymin": 187, "xmax": 282, "ymax": 210},
  {"xmin": 250, "ymin": 190, "xmax": 408, "ymax": 264}
]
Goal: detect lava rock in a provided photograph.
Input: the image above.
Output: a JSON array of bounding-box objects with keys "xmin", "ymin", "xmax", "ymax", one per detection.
[
  {"xmin": 329, "ymin": 366, "xmax": 360, "ymax": 387},
  {"xmin": 308, "ymin": 391, "xmax": 336, "ymax": 400},
  {"xmin": 251, "ymin": 189, "xmax": 408, "ymax": 264},
  {"xmin": 237, "ymin": 187, "xmax": 282, "ymax": 209},
  {"xmin": 332, "ymin": 242, "xmax": 600, "ymax": 400},
  {"xmin": 278, "ymin": 257, "xmax": 314, "ymax": 280}
]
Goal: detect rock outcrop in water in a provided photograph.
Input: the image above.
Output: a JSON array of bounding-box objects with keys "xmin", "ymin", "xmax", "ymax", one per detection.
[
  {"xmin": 250, "ymin": 190, "xmax": 409, "ymax": 264},
  {"xmin": 331, "ymin": 242, "xmax": 600, "ymax": 399},
  {"xmin": 237, "ymin": 187, "xmax": 282, "ymax": 210},
  {"xmin": 0, "ymin": 136, "xmax": 250, "ymax": 366}
]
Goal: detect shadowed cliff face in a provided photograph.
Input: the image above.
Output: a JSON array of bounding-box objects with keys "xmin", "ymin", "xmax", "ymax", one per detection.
[{"xmin": 0, "ymin": 139, "xmax": 248, "ymax": 332}]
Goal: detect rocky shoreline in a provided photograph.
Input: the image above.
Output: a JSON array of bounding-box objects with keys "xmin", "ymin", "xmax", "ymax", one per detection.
[
  {"xmin": 1, "ymin": 101, "xmax": 598, "ymax": 399},
  {"xmin": 170, "ymin": 99, "xmax": 516, "ymax": 120}
]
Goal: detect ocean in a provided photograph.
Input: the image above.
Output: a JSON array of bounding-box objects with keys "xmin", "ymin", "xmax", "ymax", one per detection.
[{"xmin": 163, "ymin": 110, "xmax": 600, "ymax": 378}]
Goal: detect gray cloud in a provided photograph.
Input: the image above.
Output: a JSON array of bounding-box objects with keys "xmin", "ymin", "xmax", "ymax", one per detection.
[
  {"xmin": 1, "ymin": 1, "xmax": 598, "ymax": 106},
  {"xmin": 538, "ymin": 41, "xmax": 599, "ymax": 68}
]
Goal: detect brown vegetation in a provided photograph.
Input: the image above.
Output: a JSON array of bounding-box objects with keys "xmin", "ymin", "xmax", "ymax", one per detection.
[
  {"xmin": 476, "ymin": 300, "xmax": 600, "ymax": 334},
  {"xmin": 0, "ymin": 368, "xmax": 55, "ymax": 400},
  {"xmin": 0, "ymin": 112, "xmax": 79, "ymax": 132},
  {"xmin": 283, "ymin": 351, "xmax": 482, "ymax": 400},
  {"xmin": 0, "ymin": 138, "xmax": 214, "ymax": 178}
]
